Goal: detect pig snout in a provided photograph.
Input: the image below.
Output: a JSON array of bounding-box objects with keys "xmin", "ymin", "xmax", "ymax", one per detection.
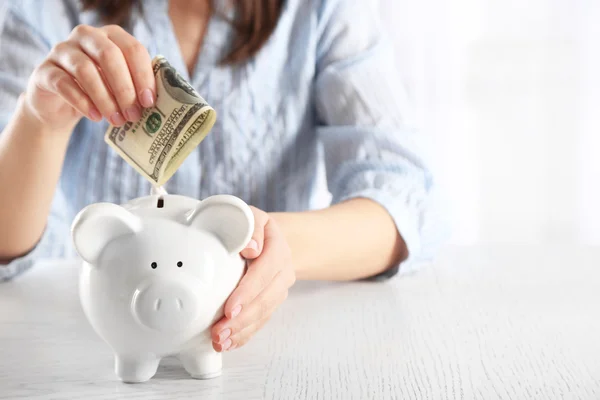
[{"xmin": 131, "ymin": 279, "xmax": 200, "ymax": 333}]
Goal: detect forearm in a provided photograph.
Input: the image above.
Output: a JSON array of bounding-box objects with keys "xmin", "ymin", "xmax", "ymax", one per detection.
[
  {"xmin": 271, "ymin": 198, "xmax": 407, "ymax": 281},
  {"xmin": 0, "ymin": 96, "xmax": 73, "ymax": 261}
]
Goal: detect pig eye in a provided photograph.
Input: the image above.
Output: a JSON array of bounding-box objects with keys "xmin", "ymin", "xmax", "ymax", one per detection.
[
  {"xmin": 151, "ymin": 262, "xmax": 157, "ymax": 269},
  {"xmin": 177, "ymin": 261, "xmax": 183, "ymax": 268}
]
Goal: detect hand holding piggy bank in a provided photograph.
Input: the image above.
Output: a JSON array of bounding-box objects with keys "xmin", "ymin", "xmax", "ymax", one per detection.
[{"xmin": 71, "ymin": 193, "xmax": 253, "ymax": 383}]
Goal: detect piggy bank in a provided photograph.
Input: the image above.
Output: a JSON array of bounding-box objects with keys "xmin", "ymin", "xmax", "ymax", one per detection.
[{"xmin": 70, "ymin": 193, "xmax": 254, "ymax": 383}]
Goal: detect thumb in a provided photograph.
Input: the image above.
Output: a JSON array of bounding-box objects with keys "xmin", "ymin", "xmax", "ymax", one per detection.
[{"xmin": 240, "ymin": 207, "xmax": 267, "ymax": 259}]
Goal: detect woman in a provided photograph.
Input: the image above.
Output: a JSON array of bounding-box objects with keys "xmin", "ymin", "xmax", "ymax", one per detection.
[{"xmin": 0, "ymin": 0, "xmax": 442, "ymax": 352}]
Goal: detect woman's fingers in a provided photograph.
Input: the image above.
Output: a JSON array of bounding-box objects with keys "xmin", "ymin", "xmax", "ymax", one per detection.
[
  {"xmin": 212, "ymin": 312, "xmax": 272, "ymax": 352},
  {"xmin": 41, "ymin": 62, "xmax": 102, "ymax": 122},
  {"xmin": 46, "ymin": 24, "xmax": 156, "ymax": 126},
  {"xmin": 103, "ymin": 25, "xmax": 156, "ymax": 108},
  {"xmin": 228, "ymin": 312, "xmax": 273, "ymax": 350},
  {"xmin": 212, "ymin": 274, "xmax": 289, "ymax": 351},
  {"xmin": 71, "ymin": 25, "xmax": 141, "ymax": 122},
  {"xmin": 225, "ymin": 218, "xmax": 292, "ymax": 319},
  {"xmin": 211, "ymin": 210, "xmax": 295, "ymax": 352},
  {"xmin": 214, "ymin": 271, "xmax": 285, "ymax": 337},
  {"xmin": 49, "ymin": 41, "xmax": 124, "ymax": 125},
  {"xmin": 224, "ymin": 246, "xmax": 279, "ymax": 319},
  {"xmin": 240, "ymin": 206, "xmax": 268, "ymax": 260}
]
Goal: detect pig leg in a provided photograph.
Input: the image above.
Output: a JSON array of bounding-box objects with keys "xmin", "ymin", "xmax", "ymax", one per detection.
[
  {"xmin": 179, "ymin": 349, "xmax": 222, "ymax": 379},
  {"xmin": 114, "ymin": 353, "xmax": 160, "ymax": 383}
]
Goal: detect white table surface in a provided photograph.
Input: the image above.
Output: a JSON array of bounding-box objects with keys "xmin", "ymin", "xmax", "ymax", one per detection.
[{"xmin": 1, "ymin": 245, "xmax": 599, "ymax": 400}]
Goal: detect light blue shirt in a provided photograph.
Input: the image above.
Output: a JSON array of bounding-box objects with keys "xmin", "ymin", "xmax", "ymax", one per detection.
[{"xmin": 0, "ymin": 0, "xmax": 445, "ymax": 281}]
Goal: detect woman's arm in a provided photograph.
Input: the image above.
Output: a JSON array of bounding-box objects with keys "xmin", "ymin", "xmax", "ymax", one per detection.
[
  {"xmin": 306, "ymin": 0, "xmax": 443, "ymax": 279},
  {"xmin": 271, "ymin": 198, "xmax": 407, "ymax": 281},
  {"xmin": 0, "ymin": 5, "xmax": 155, "ymax": 264},
  {"xmin": 0, "ymin": 99, "xmax": 72, "ymax": 261},
  {"xmin": 0, "ymin": 4, "xmax": 73, "ymax": 261},
  {"xmin": 212, "ymin": 0, "xmax": 444, "ymax": 351},
  {"xmin": 210, "ymin": 197, "xmax": 406, "ymax": 351}
]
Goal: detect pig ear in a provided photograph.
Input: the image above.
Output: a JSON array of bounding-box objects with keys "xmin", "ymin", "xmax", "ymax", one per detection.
[
  {"xmin": 186, "ymin": 195, "xmax": 254, "ymax": 254},
  {"xmin": 71, "ymin": 203, "xmax": 142, "ymax": 265}
]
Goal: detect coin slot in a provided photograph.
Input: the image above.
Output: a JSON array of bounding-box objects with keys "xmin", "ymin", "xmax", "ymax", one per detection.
[{"xmin": 157, "ymin": 197, "xmax": 164, "ymax": 208}]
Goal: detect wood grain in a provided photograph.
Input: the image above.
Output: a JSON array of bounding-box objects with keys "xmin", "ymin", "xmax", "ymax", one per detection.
[{"xmin": 1, "ymin": 245, "xmax": 600, "ymax": 399}]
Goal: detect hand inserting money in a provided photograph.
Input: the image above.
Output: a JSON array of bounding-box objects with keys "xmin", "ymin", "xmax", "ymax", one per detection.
[{"xmin": 104, "ymin": 56, "xmax": 216, "ymax": 186}]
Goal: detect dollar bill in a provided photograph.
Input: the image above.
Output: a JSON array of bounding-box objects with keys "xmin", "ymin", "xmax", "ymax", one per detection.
[{"xmin": 104, "ymin": 55, "xmax": 216, "ymax": 186}]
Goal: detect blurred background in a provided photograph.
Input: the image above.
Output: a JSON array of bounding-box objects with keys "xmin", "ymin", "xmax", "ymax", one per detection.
[{"xmin": 379, "ymin": 0, "xmax": 598, "ymax": 246}]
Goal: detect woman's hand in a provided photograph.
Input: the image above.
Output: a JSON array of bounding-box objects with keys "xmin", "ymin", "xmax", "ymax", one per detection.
[
  {"xmin": 24, "ymin": 24, "xmax": 156, "ymax": 132},
  {"xmin": 211, "ymin": 207, "xmax": 296, "ymax": 352}
]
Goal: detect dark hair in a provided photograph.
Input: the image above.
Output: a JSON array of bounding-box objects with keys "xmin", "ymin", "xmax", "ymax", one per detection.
[{"xmin": 80, "ymin": 0, "xmax": 284, "ymax": 65}]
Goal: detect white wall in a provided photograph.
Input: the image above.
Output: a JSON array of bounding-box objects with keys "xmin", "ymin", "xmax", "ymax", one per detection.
[{"xmin": 380, "ymin": 0, "xmax": 599, "ymax": 245}]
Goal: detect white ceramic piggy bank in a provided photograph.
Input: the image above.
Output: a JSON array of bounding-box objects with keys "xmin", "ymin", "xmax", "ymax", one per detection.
[{"xmin": 71, "ymin": 193, "xmax": 253, "ymax": 383}]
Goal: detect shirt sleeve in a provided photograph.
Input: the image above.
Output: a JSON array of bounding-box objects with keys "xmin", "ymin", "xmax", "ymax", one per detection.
[
  {"xmin": 0, "ymin": 3, "xmax": 70, "ymax": 281},
  {"xmin": 314, "ymin": 0, "xmax": 448, "ymax": 276}
]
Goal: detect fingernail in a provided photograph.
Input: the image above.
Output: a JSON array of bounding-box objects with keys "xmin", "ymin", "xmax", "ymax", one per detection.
[
  {"xmin": 109, "ymin": 111, "xmax": 126, "ymax": 126},
  {"xmin": 218, "ymin": 328, "xmax": 231, "ymax": 343},
  {"xmin": 230, "ymin": 305, "xmax": 242, "ymax": 318},
  {"xmin": 228, "ymin": 344, "xmax": 237, "ymax": 351},
  {"xmin": 221, "ymin": 338, "xmax": 232, "ymax": 351},
  {"xmin": 125, "ymin": 105, "xmax": 142, "ymax": 121},
  {"xmin": 246, "ymin": 239, "xmax": 259, "ymax": 251},
  {"xmin": 89, "ymin": 107, "xmax": 102, "ymax": 122},
  {"xmin": 140, "ymin": 88, "xmax": 155, "ymax": 108}
]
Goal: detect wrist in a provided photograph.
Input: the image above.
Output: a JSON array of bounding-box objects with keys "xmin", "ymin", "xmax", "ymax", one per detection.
[
  {"xmin": 17, "ymin": 93, "xmax": 76, "ymax": 140},
  {"xmin": 269, "ymin": 211, "xmax": 311, "ymax": 278}
]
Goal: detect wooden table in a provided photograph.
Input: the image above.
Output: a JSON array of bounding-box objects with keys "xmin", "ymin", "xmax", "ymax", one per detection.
[{"xmin": 1, "ymin": 245, "xmax": 599, "ymax": 399}]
